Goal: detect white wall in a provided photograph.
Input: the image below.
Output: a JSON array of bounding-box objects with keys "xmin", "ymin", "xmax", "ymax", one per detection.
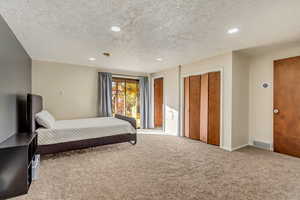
[
  {"xmin": 247, "ymin": 43, "xmax": 300, "ymax": 149},
  {"xmin": 32, "ymin": 60, "xmax": 146, "ymax": 120},
  {"xmin": 151, "ymin": 67, "xmax": 180, "ymax": 135},
  {"xmin": 231, "ymin": 51, "xmax": 250, "ymax": 149}
]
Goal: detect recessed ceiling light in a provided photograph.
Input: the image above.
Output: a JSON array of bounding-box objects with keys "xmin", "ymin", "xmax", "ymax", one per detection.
[
  {"xmin": 227, "ymin": 28, "xmax": 239, "ymax": 34},
  {"xmin": 111, "ymin": 26, "xmax": 121, "ymax": 32},
  {"xmin": 89, "ymin": 57, "xmax": 96, "ymax": 61},
  {"xmin": 156, "ymin": 58, "xmax": 163, "ymax": 61}
]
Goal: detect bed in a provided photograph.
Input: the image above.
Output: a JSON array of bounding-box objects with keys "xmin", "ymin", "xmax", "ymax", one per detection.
[{"xmin": 27, "ymin": 94, "xmax": 137, "ymax": 155}]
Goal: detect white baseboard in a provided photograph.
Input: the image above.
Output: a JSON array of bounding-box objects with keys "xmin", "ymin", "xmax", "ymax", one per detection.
[
  {"xmin": 230, "ymin": 144, "xmax": 249, "ymax": 152},
  {"xmin": 220, "ymin": 146, "xmax": 232, "ymax": 152},
  {"xmin": 220, "ymin": 144, "xmax": 248, "ymax": 152}
]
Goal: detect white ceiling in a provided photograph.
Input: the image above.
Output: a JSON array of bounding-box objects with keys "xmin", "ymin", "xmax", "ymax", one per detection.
[{"xmin": 1, "ymin": 0, "xmax": 300, "ymax": 73}]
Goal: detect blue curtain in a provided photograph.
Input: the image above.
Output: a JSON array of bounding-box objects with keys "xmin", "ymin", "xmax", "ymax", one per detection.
[
  {"xmin": 98, "ymin": 72, "xmax": 112, "ymax": 117},
  {"xmin": 139, "ymin": 76, "xmax": 150, "ymax": 128}
]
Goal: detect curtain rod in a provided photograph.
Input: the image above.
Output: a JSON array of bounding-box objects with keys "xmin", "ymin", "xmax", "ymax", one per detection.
[{"xmin": 112, "ymin": 73, "xmax": 146, "ymax": 78}]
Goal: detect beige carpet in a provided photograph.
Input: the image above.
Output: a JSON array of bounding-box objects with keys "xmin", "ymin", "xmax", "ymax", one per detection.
[{"xmin": 13, "ymin": 134, "xmax": 300, "ymax": 200}]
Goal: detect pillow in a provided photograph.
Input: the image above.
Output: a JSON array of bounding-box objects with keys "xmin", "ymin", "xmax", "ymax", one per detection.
[{"xmin": 35, "ymin": 110, "xmax": 56, "ymax": 129}]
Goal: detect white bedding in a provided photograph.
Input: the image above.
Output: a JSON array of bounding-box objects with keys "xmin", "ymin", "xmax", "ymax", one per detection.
[{"xmin": 37, "ymin": 117, "xmax": 136, "ymax": 145}]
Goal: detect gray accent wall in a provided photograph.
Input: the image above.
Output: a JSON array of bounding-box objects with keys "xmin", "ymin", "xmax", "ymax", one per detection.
[{"xmin": 0, "ymin": 15, "xmax": 31, "ymax": 143}]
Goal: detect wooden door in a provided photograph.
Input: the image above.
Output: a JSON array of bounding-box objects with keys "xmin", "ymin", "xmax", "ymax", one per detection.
[
  {"xmin": 154, "ymin": 78, "xmax": 163, "ymax": 128},
  {"xmin": 184, "ymin": 73, "xmax": 220, "ymax": 144},
  {"xmin": 200, "ymin": 73, "xmax": 209, "ymax": 143},
  {"xmin": 184, "ymin": 77, "xmax": 190, "ymax": 138},
  {"xmin": 274, "ymin": 56, "xmax": 300, "ymax": 157},
  {"xmin": 208, "ymin": 72, "xmax": 220, "ymax": 146},
  {"xmin": 188, "ymin": 75, "xmax": 201, "ymax": 140}
]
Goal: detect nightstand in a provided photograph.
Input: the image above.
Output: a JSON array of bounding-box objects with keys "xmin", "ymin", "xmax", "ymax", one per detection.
[{"xmin": 0, "ymin": 133, "xmax": 37, "ymax": 199}]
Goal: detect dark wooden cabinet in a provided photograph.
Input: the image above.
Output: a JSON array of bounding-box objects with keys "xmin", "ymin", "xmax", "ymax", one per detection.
[
  {"xmin": 0, "ymin": 133, "xmax": 37, "ymax": 199},
  {"xmin": 184, "ymin": 72, "xmax": 220, "ymax": 146}
]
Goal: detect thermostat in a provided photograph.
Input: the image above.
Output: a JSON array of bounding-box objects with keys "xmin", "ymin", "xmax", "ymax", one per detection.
[{"xmin": 262, "ymin": 82, "xmax": 270, "ymax": 88}]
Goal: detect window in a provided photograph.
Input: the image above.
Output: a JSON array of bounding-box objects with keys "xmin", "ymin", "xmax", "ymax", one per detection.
[{"xmin": 112, "ymin": 78, "xmax": 140, "ymax": 128}]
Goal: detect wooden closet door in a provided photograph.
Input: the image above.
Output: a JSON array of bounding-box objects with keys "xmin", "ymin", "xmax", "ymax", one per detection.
[
  {"xmin": 154, "ymin": 78, "xmax": 163, "ymax": 128},
  {"xmin": 208, "ymin": 72, "xmax": 220, "ymax": 146},
  {"xmin": 184, "ymin": 77, "xmax": 190, "ymax": 138},
  {"xmin": 200, "ymin": 74, "xmax": 209, "ymax": 143},
  {"xmin": 189, "ymin": 75, "xmax": 201, "ymax": 140}
]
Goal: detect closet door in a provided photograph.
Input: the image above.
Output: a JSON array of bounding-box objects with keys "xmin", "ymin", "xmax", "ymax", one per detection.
[
  {"xmin": 200, "ymin": 73, "xmax": 209, "ymax": 143},
  {"xmin": 184, "ymin": 72, "xmax": 220, "ymax": 145},
  {"xmin": 184, "ymin": 77, "xmax": 190, "ymax": 138},
  {"xmin": 208, "ymin": 72, "xmax": 220, "ymax": 146},
  {"xmin": 188, "ymin": 75, "xmax": 201, "ymax": 140},
  {"xmin": 154, "ymin": 78, "xmax": 164, "ymax": 128}
]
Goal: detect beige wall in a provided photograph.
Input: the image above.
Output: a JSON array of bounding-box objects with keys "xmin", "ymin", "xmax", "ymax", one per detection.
[
  {"xmin": 153, "ymin": 52, "xmax": 253, "ymax": 151},
  {"xmin": 150, "ymin": 53, "xmax": 234, "ymax": 150},
  {"xmin": 151, "ymin": 66, "xmax": 180, "ymax": 135},
  {"xmin": 247, "ymin": 43, "xmax": 300, "ymax": 149},
  {"xmin": 232, "ymin": 51, "xmax": 250, "ymax": 149},
  {"xmin": 32, "ymin": 60, "xmax": 146, "ymax": 120}
]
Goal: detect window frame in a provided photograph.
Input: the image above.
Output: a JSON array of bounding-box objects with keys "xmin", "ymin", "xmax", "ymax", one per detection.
[{"xmin": 112, "ymin": 77, "xmax": 140, "ymax": 127}]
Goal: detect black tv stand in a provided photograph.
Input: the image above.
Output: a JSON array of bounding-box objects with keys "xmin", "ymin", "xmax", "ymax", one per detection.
[{"xmin": 0, "ymin": 133, "xmax": 37, "ymax": 199}]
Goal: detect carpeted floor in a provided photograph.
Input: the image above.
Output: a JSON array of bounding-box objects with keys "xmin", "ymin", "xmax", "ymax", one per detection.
[{"xmin": 13, "ymin": 134, "xmax": 300, "ymax": 200}]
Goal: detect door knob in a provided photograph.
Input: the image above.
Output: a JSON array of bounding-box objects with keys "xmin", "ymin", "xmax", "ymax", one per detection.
[{"xmin": 273, "ymin": 109, "xmax": 279, "ymax": 114}]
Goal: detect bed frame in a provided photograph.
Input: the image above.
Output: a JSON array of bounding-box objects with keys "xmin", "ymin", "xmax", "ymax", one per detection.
[{"xmin": 27, "ymin": 94, "xmax": 137, "ymax": 155}]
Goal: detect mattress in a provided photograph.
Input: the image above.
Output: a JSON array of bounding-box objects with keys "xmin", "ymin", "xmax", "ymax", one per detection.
[{"xmin": 37, "ymin": 117, "xmax": 136, "ymax": 145}]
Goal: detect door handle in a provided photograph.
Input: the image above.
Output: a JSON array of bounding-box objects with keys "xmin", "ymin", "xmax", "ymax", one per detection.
[{"xmin": 273, "ymin": 109, "xmax": 279, "ymax": 114}]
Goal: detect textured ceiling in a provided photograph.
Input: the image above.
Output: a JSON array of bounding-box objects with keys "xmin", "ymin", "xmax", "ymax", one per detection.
[{"xmin": 1, "ymin": 0, "xmax": 300, "ymax": 73}]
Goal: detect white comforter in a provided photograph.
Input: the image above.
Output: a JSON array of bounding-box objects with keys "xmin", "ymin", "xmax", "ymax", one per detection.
[{"xmin": 37, "ymin": 117, "xmax": 136, "ymax": 145}]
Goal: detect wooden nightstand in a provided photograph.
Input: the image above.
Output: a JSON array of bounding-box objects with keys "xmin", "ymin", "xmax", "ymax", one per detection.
[{"xmin": 0, "ymin": 133, "xmax": 37, "ymax": 199}]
